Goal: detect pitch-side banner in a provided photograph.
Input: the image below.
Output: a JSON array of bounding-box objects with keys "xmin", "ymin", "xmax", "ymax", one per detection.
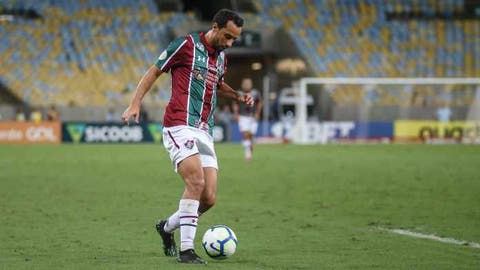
[
  {"xmin": 62, "ymin": 123, "xmax": 163, "ymax": 143},
  {"xmin": 394, "ymin": 120, "xmax": 480, "ymax": 142},
  {"xmin": 0, "ymin": 122, "xmax": 61, "ymax": 144},
  {"xmin": 300, "ymin": 121, "xmax": 393, "ymax": 144}
]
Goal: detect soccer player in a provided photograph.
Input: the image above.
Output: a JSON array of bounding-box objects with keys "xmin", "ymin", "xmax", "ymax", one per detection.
[
  {"xmin": 122, "ymin": 9, "xmax": 253, "ymax": 264},
  {"xmin": 233, "ymin": 78, "xmax": 262, "ymax": 161}
]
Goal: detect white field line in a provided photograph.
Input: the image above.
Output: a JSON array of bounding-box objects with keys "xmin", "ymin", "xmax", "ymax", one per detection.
[{"xmin": 378, "ymin": 227, "xmax": 480, "ymax": 249}]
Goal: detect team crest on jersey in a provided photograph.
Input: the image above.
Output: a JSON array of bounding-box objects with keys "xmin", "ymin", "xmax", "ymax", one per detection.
[
  {"xmin": 195, "ymin": 42, "xmax": 204, "ymax": 52},
  {"xmin": 184, "ymin": 139, "xmax": 195, "ymax": 149},
  {"xmin": 192, "ymin": 68, "xmax": 207, "ymax": 81},
  {"xmin": 158, "ymin": 50, "xmax": 167, "ymax": 60}
]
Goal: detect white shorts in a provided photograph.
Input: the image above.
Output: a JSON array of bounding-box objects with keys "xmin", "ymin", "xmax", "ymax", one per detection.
[
  {"xmin": 162, "ymin": 125, "xmax": 218, "ymax": 172},
  {"xmin": 238, "ymin": 116, "xmax": 258, "ymax": 135}
]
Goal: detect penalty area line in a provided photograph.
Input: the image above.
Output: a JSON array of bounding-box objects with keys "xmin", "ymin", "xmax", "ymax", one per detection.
[{"xmin": 378, "ymin": 227, "xmax": 480, "ymax": 249}]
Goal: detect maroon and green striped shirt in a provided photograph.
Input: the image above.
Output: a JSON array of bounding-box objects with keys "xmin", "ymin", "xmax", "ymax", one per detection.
[{"xmin": 155, "ymin": 32, "xmax": 227, "ymax": 135}]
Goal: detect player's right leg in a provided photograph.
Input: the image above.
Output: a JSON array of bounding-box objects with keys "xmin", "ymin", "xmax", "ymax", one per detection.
[
  {"xmin": 176, "ymin": 154, "xmax": 207, "ymax": 264},
  {"xmin": 156, "ymin": 155, "xmax": 206, "ymax": 263},
  {"xmin": 158, "ymin": 126, "xmax": 206, "ymax": 263}
]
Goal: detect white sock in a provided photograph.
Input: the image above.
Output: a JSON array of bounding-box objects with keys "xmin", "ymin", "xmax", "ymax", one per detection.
[
  {"xmin": 164, "ymin": 208, "xmax": 204, "ymax": 233},
  {"xmin": 242, "ymin": 139, "xmax": 252, "ymax": 159},
  {"xmin": 179, "ymin": 199, "xmax": 200, "ymax": 251},
  {"xmin": 163, "ymin": 210, "xmax": 180, "ymax": 233}
]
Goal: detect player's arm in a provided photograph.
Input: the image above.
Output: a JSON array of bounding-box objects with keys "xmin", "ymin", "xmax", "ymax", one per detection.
[
  {"xmin": 254, "ymin": 97, "xmax": 263, "ymax": 120},
  {"xmin": 218, "ymin": 82, "xmax": 254, "ymax": 106},
  {"xmin": 122, "ymin": 65, "xmax": 163, "ymax": 124}
]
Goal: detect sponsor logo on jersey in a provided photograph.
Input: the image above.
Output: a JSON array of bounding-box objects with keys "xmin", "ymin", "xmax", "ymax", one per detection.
[{"xmin": 192, "ymin": 68, "xmax": 207, "ymax": 81}]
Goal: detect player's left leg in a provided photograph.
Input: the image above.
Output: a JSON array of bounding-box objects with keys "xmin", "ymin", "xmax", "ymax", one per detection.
[
  {"xmin": 241, "ymin": 131, "xmax": 252, "ymax": 161},
  {"xmin": 196, "ymin": 129, "xmax": 218, "ymax": 214},
  {"xmin": 239, "ymin": 116, "xmax": 253, "ymax": 161},
  {"xmin": 244, "ymin": 117, "xmax": 259, "ymax": 161},
  {"xmin": 198, "ymin": 167, "xmax": 218, "ymax": 214}
]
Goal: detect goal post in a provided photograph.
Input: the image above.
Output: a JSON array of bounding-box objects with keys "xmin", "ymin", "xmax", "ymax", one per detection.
[{"xmin": 294, "ymin": 77, "xmax": 480, "ymax": 144}]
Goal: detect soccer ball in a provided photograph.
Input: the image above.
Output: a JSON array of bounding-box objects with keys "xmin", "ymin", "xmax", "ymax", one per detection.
[{"xmin": 202, "ymin": 225, "xmax": 238, "ymax": 259}]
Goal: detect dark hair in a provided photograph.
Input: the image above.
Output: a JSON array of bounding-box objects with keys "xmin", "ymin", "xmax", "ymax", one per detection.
[{"xmin": 212, "ymin": 9, "xmax": 244, "ymax": 28}]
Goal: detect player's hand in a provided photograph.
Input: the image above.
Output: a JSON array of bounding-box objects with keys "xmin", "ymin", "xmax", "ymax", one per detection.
[
  {"xmin": 242, "ymin": 94, "xmax": 254, "ymax": 107},
  {"xmin": 122, "ymin": 104, "xmax": 140, "ymax": 125}
]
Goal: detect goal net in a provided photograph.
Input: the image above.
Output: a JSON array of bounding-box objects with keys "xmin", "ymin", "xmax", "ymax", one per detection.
[{"xmin": 286, "ymin": 77, "xmax": 480, "ymax": 144}]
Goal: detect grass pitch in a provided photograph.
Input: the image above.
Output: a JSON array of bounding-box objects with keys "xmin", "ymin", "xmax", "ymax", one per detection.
[{"xmin": 0, "ymin": 144, "xmax": 479, "ymax": 269}]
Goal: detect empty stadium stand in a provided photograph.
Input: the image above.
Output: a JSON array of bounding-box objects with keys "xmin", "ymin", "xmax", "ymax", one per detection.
[
  {"xmin": 257, "ymin": 0, "xmax": 479, "ymax": 78},
  {"xmin": 1, "ymin": 0, "xmax": 478, "ymax": 110},
  {"xmin": 1, "ymin": 0, "xmax": 181, "ymax": 107}
]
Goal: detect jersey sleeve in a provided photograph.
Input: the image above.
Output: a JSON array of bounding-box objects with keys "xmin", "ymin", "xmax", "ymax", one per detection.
[
  {"xmin": 155, "ymin": 36, "xmax": 188, "ymax": 72},
  {"xmin": 253, "ymin": 90, "xmax": 262, "ymax": 101}
]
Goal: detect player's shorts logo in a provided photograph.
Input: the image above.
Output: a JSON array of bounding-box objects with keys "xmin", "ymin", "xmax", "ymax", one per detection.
[{"xmin": 184, "ymin": 139, "xmax": 195, "ymax": 149}]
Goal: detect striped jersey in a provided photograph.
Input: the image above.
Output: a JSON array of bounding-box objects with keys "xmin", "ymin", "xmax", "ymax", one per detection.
[{"xmin": 155, "ymin": 32, "xmax": 227, "ymax": 135}]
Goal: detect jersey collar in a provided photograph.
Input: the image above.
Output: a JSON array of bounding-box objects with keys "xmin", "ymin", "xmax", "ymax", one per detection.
[{"xmin": 200, "ymin": 32, "xmax": 217, "ymax": 56}]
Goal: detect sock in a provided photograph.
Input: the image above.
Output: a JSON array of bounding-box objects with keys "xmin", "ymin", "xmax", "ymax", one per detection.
[
  {"xmin": 179, "ymin": 199, "xmax": 200, "ymax": 251},
  {"xmin": 163, "ymin": 210, "xmax": 180, "ymax": 233},
  {"xmin": 164, "ymin": 204, "xmax": 205, "ymax": 234},
  {"xmin": 242, "ymin": 139, "xmax": 252, "ymax": 160}
]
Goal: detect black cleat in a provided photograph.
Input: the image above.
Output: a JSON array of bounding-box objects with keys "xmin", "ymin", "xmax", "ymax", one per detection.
[
  {"xmin": 155, "ymin": 220, "xmax": 177, "ymax": 257},
  {"xmin": 177, "ymin": 249, "xmax": 207, "ymax": 264}
]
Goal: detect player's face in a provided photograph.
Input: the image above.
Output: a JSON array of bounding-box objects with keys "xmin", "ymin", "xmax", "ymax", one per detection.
[
  {"xmin": 212, "ymin": 21, "xmax": 242, "ymax": 51},
  {"xmin": 241, "ymin": 79, "xmax": 253, "ymax": 92}
]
